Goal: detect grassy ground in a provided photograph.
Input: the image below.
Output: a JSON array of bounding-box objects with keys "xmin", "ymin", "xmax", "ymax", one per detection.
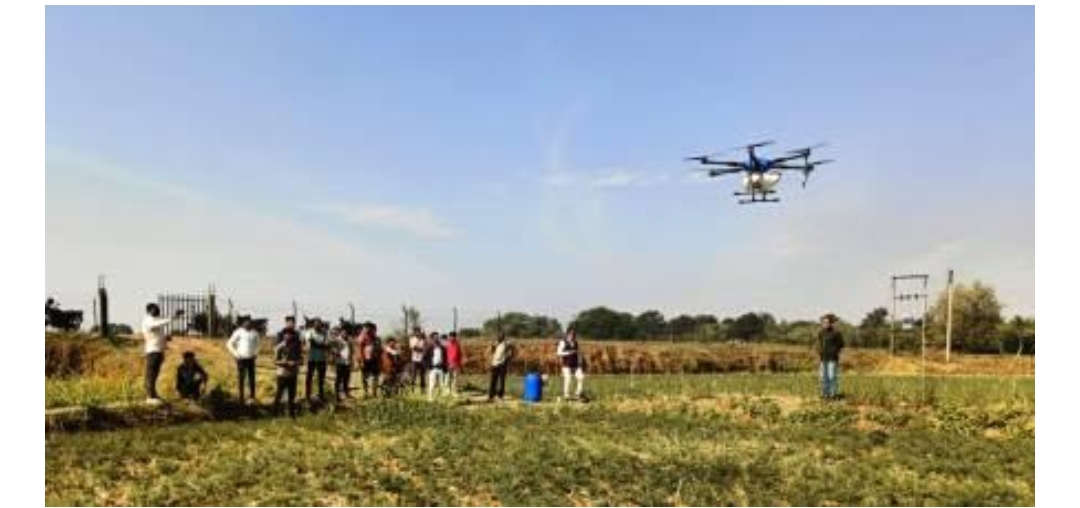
[
  {"xmin": 46, "ymin": 374, "xmax": 1033, "ymax": 506},
  {"xmin": 45, "ymin": 334, "xmax": 1035, "ymax": 506},
  {"xmin": 45, "ymin": 333, "xmax": 1034, "ymax": 409}
]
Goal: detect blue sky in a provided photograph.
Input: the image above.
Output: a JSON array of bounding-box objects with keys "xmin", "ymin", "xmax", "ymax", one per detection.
[{"xmin": 45, "ymin": 6, "xmax": 1034, "ymax": 330}]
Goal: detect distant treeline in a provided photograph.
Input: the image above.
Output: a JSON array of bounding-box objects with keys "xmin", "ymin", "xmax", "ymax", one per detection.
[{"xmin": 461, "ymin": 280, "xmax": 1033, "ymax": 355}]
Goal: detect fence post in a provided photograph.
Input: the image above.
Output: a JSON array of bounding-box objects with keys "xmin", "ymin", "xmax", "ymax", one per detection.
[
  {"xmin": 97, "ymin": 275, "xmax": 109, "ymax": 338},
  {"xmin": 208, "ymin": 285, "xmax": 217, "ymax": 338}
]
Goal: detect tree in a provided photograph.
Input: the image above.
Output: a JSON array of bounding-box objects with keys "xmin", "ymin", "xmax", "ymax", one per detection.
[
  {"xmin": 573, "ymin": 306, "xmax": 636, "ymax": 340},
  {"xmin": 726, "ymin": 312, "xmax": 769, "ymax": 341},
  {"xmin": 668, "ymin": 314, "xmax": 698, "ymax": 337},
  {"xmin": 781, "ymin": 320, "xmax": 818, "ymax": 345},
  {"xmin": 997, "ymin": 316, "xmax": 1035, "ymax": 355},
  {"xmin": 857, "ymin": 307, "xmax": 890, "ymax": 348},
  {"xmin": 397, "ymin": 305, "xmax": 422, "ymax": 337},
  {"xmin": 481, "ymin": 312, "xmax": 562, "ymax": 338},
  {"xmin": 929, "ymin": 280, "xmax": 1004, "ymax": 354},
  {"xmin": 690, "ymin": 315, "xmax": 721, "ymax": 340},
  {"xmin": 458, "ymin": 327, "xmax": 482, "ymax": 338},
  {"xmin": 634, "ymin": 310, "xmax": 667, "ymax": 339}
]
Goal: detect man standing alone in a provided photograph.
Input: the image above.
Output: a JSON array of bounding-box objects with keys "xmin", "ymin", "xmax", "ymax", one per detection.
[
  {"xmin": 817, "ymin": 314, "xmax": 845, "ymax": 400},
  {"xmin": 488, "ymin": 334, "xmax": 514, "ymax": 402},
  {"xmin": 557, "ymin": 326, "xmax": 585, "ymax": 401}
]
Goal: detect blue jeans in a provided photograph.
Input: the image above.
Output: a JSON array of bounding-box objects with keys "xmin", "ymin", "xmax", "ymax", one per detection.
[{"xmin": 820, "ymin": 360, "xmax": 839, "ymax": 398}]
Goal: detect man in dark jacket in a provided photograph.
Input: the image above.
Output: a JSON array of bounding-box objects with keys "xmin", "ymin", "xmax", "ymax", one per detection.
[
  {"xmin": 274, "ymin": 330, "xmax": 304, "ymax": 417},
  {"xmin": 175, "ymin": 351, "xmax": 209, "ymax": 401},
  {"xmin": 817, "ymin": 314, "xmax": 845, "ymax": 399}
]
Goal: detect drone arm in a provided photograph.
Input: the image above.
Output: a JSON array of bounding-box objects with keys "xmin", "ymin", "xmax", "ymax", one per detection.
[
  {"xmin": 704, "ymin": 167, "xmax": 743, "ymax": 177},
  {"xmin": 697, "ymin": 159, "xmax": 743, "ymax": 166},
  {"xmin": 769, "ymin": 153, "xmax": 809, "ymax": 165}
]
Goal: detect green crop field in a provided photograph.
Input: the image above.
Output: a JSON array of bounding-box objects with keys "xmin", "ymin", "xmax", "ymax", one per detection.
[{"xmin": 45, "ymin": 373, "xmax": 1034, "ymax": 506}]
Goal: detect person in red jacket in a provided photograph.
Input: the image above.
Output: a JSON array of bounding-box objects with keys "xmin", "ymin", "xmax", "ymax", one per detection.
[{"xmin": 445, "ymin": 332, "xmax": 464, "ymax": 396}]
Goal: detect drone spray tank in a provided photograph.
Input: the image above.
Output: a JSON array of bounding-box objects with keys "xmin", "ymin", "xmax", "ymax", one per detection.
[{"xmin": 742, "ymin": 171, "xmax": 782, "ymax": 192}]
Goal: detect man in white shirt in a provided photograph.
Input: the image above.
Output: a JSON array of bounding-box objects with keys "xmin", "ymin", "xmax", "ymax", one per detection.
[
  {"xmin": 227, "ymin": 317, "xmax": 261, "ymax": 404},
  {"xmin": 426, "ymin": 333, "xmax": 447, "ymax": 401},
  {"xmin": 409, "ymin": 327, "xmax": 427, "ymax": 393},
  {"xmin": 488, "ymin": 334, "xmax": 514, "ymax": 401},
  {"xmin": 140, "ymin": 303, "xmax": 184, "ymax": 404}
]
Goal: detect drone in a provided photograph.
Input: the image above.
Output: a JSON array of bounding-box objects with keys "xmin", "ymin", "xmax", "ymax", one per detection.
[{"xmin": 685, "ymin": 140, "xmax": 833, "ymax": 204}]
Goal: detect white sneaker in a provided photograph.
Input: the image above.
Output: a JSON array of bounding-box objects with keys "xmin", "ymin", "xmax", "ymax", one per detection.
[{"xmin": 146, "ymin": 398, "xmax": 164, "ymax": 406}]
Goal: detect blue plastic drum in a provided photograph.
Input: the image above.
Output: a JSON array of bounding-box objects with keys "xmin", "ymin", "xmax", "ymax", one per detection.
[{"xmin": 523, "ymin": 372, "xmax": 543, "ymax": 403}]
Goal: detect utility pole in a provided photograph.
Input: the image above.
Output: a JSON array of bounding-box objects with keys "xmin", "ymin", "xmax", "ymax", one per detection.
[
  {"xmin": 891, "ymin": 274, "xmax": 930, "ymax": 356},
  {"xmin": 921, "ymin": 276, "xmax": 929, "ymax": 400},
  {"xmin": 945, "ymin": 269, "xmax": 955, "ymax": 363},
  {"xmin": 453, "ymin": 306, "xmax": 459, "ymax": 334},
  {"xmin": 889, "ymin": 278, "xmax": 897, "ymax": 356},
  {"xmin": 97, "ymin": 275, "xmax": 109, "ymax": 338},
  {"xmin": 349, "ymin": 302, "xmax": 356, "ymax": 323},
  {"xmin": 208, "ymin": 284, "xmax": 216, "ymax": 338},
  {"xmin": 292, "ymin": 300, "xmax": 299, "ymax": 320}
]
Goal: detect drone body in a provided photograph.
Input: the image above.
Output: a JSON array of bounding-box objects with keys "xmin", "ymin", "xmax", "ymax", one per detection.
[{"xmin": 686, "ymin": 141, "xmax": 833, "ymax": 204}]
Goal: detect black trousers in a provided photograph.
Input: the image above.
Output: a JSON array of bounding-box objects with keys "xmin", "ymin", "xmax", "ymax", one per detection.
[
  {"xmin": 306, "ymin": 361, "xmax": 327, "ymax": 401},
  {"xmin": 335, "ymin": 364, "xmax": 352, "ymax": 399},
  {"xmin": 177, "ymin": 381, "xmax": 204, "ymax": 401},
  {"xmin": 145, "ymin": 352, "xmax": 164, "ymax": 399},
  {"xmin": 489, "ymin": 363, "xmax": 509, "ymax": 400},
  {"xmin": 236, "ymin": 358, "xmax": 256, "ymax": 402},
  {"xmin": 274, "ymin": 375, "xmax": 298, "ymax": 416},
  {"xmin": 411, "ymin": 361, "xmax": 427, "ymax": 390}
]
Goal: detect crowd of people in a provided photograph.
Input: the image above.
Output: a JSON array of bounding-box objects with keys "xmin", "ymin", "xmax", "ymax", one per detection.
[
  {"xmin": 139, "ymin": 302, "xmax": 594, "ymax": 415},
  {"xmin": 139, "ymin": 302, "xmax": 846, "ymax": 414}
]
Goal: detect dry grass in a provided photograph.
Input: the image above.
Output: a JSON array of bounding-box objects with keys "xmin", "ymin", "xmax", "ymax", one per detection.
[
  {"xmin": 45, "ymin": 333, "xmax": 1033, "ymax": 410},
  {"xmin": 460, "ymin": 337, "xmax": 1035, "ymax": 376}
]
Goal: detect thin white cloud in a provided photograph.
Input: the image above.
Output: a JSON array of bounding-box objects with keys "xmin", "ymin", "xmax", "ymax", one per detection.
[
  {"xmin": 540, "ymin": 168, "xmax": 673, "ymax": 189},
  {"xmin": 46, "ymin": 150, "xmax": 459, "ymax": 329},
  {"xmin": 591, "ymin": 170, "xmax": 639, "ymax": 188},
  {"xmin": 539, "ymin": 172, "xmax": 579, "ymax": 187},
  {"xmin": 316, "ymin": 204, "xmax": 455, "ymax": 240}
]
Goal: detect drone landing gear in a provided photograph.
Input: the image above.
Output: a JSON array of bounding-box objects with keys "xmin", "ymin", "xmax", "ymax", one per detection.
[{"xmin": 733, "ymin": 190, "xmax": 780, "ymax": 205}]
